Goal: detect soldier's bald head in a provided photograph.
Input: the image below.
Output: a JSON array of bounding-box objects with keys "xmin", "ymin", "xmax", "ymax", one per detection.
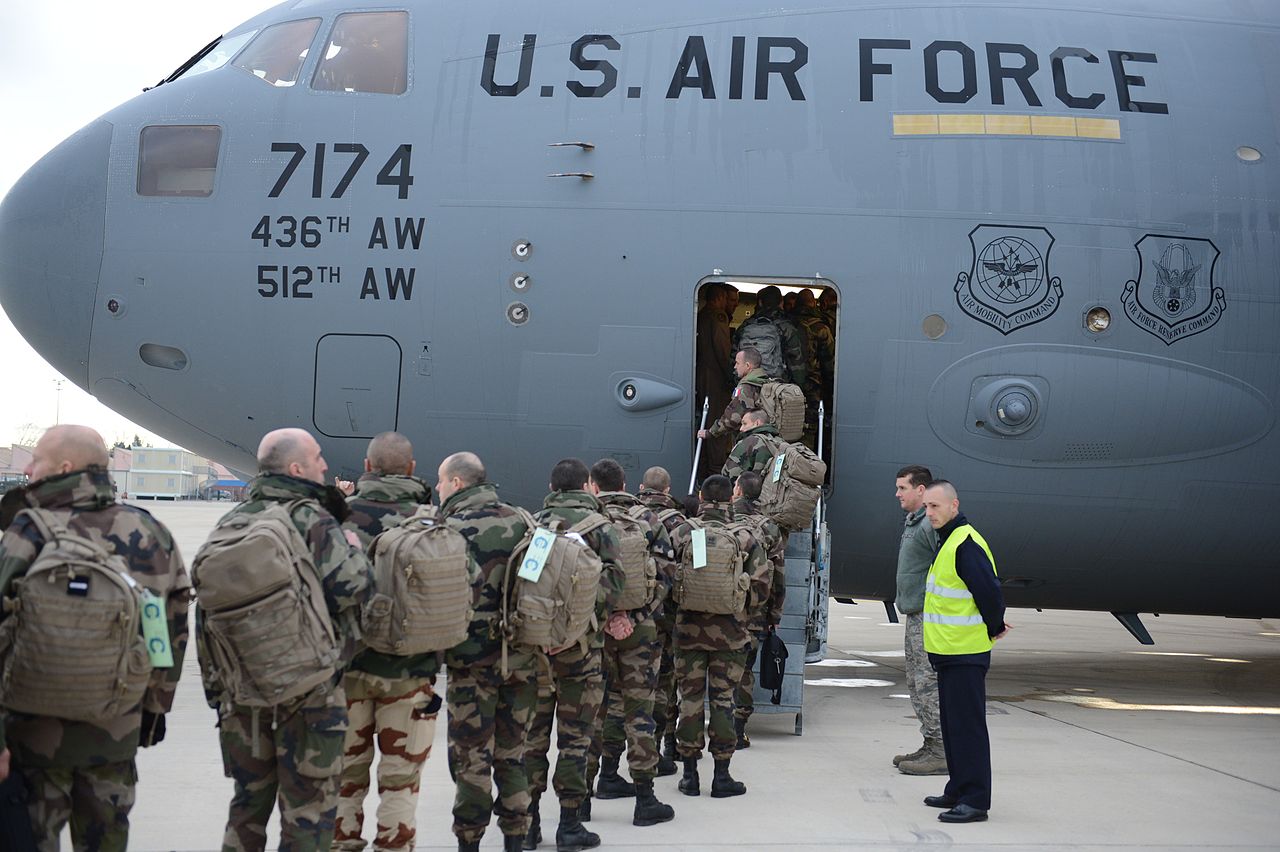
[
  {"xmin": 641, "ymin": 466, "xmax": 671, "ymax": 493},
  {"xmin": 257, "ymin": 428, "xmax": 317, "ymax": 474},
  {"xmin": 440, "ymin": 452, "xmax": 486, "ymax": 488},
  {"xmin": 366, "ymin": 431, "xmax": 414, "ymax": 476},
  {"xmin": 27, "ymin": 425, "xmax": 109, "ymax": 481}
]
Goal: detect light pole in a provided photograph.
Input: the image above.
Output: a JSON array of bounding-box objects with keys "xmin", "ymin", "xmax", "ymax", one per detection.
[{"xmin": 54, "ymin": 379, "xmax": 65, "ymax": 425}]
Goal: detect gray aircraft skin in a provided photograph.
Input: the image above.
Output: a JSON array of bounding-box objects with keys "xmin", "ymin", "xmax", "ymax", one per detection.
[{"xmin": 2, "ymin": 0, "xmax": 1278, "ymax": 625}]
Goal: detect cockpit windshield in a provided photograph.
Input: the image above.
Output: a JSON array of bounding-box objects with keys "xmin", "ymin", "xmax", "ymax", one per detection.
[
  {"xmin": 232, "ymin": 19, "xmax": 322, "ymax": 88},
  {"xmin": 152, "ymin": 31, "xmax": 258, "ymax": 89}
]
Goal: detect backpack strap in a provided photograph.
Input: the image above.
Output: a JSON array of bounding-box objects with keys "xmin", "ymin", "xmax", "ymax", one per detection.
[
  {"xmin": 500, "ymin": 507, "xmax": 541, "ymax": 677},
  {"xmin": 567, "ymin": 513, "xmax": 609, "ymax": 538},
  {"xmin": 21, "ymin": 507, "xmax": 115, "ymax": 562}
]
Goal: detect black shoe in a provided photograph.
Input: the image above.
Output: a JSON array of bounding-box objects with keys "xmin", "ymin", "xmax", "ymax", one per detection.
[
  {"xmin": 939, "ymin": 804, "xmax": 988, "ymax": 823},
  {"xmin": 677, "ymin": 756, "xmax": 700, "ymax": 796},
  {"xmin": 524, "ymin": 802, "xmax": 542, "ymax": 850},
  {"xmin": 596, "ymin": 756, "xmax": 636, "ymax": 799},
  {"xmin": 656, "ymin": 752, "xmax": 678, "ymax": 777},
  {"xmin": 505, "ymin": 834, "xmax": 526, "ymax": 852},
  {"xmin": 632, "ymin": 779, "xmax": 676, "ymax": 827},
  {"xmin": 458, "ymin": 840, "xmax": 481, "ymax": 852},
  {"xmin": 924, "ymin": 794, "xmax": 958, "ymax": 809},
  {"xmin": 710, "ymin": 758, "xmax": 746, "ymax": 798},
  {"xmin": 734, "ymin": 717, "xmax": 750, "ymax": 750},
  {"xmin": 578, "ymin": 796, "xmax": 591, "ymax": 822},
  {"xmin": 555, "ymin": 805, "xmax": 601, "ymax": 852}
]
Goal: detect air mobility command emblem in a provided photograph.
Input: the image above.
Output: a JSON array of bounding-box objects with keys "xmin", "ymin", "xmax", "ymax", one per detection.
[
  {"xmin": 955, "ymin": 225, "xmax": 1063, "ymax": 334},
  {"xmin": 1121, "ymin": 235, "xmax": 1225, "ymax": 345}
]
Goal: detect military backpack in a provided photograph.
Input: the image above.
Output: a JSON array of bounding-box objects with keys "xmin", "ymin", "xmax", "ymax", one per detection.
[
  {"xmin": 675, "ymin": 518, "xmax": 749, "ymax": 615},
  {"xmin": 192, "ymin": 501, "xmax": 340, "ymax": 707},
  {"xmin": 504, "ymin": 511, "xmax": 609, "ymax": 650},
  {"xmin": 759, "ymin": 381, "xmax": 806, "ymax": 441},
  {"xmin": 757, "ymin": 437, "xmax": 828, "ymax": 531},
  {"xmin": 363, "ymin": 505, "xmax": 474, "ymax": 655},
  {"xmin": 602, "ymin": 503, "xmax": 658, "ymax": 612},
  {"xmin": 737, "ymin": 315, "xmax": 787, "ymax": 380},
  {"xmin": 0, "ymin": 508, "xmax": 152, "ymax": 721}
]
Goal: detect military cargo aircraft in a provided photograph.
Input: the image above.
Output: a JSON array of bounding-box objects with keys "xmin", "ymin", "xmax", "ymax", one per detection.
[{"xmin": 2, "ymin": 0, "xmax": 1277, "ymax": 643}]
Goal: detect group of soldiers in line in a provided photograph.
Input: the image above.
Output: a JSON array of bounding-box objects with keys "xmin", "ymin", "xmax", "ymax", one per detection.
[
  {"xmin": 0, "ymin": 420, "xmax": 793, "ymax": 852},
  {"xmin": 696, "ymin": 283, "xmax": 837, "ymax": 475}
]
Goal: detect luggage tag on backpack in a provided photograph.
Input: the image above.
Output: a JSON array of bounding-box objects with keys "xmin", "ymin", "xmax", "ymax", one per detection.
[
  {"xmin": 518, "ymin": 528, "xmax": 557, "ymax": 583},
  {"xmin": 771, "ymin": 454, "xmax": 786, "ymax": 483},
  {"xmin": 123, "ymin": 573, "xmax": 174, "ymax": 668},
  {"xmin": 691, "ymin": 528, "xmax": 707, "ymax": 569}
]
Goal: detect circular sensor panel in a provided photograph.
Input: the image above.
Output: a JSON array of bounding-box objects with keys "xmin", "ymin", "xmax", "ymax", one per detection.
[{"xmin": 506, "ymin": 302, "xmax": 530, "ymax": 326}]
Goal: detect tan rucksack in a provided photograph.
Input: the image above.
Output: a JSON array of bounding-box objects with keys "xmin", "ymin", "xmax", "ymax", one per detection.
[
  {"xmin": 602, "ymin": 504, "xmax": 658, "ymax": 612},
  {"xmin": 192, "ymin": 502, "xmax": 340, "ymax": 707},
  {"xmin": 363, "ymin": 505, "xmax": 474, "ymax": 655},
  {"xmin": 760, "ymin": 381, "xmax": 806, "ymax": 441},
  {"xmin": 0, "ymin": 509, "xmax": 151, "ymax": 721},
  {"xmin": 675, "ymin": 519, "xmax": 749, "ymax": 615},
  {"xmin": 504, "ymin": 511, "xmax": 608, "ymax": 650},
  {"xmin": 757, "ymin": 437, "xmax": 828, "ymax": 531}
]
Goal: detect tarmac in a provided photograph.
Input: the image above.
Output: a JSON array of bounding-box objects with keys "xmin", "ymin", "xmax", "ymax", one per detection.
[{"xmin": 115, "ymin": 501, "xmax": 1280, "ymax": 851}]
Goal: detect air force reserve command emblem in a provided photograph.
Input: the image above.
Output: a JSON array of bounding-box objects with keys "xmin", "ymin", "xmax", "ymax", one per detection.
[
  {"xmin": 1121, "ymin": 235, "xmax": 1225, "ymax": 345},
  {"xmin": 955, "ymin": 225, "xmax": 1064, "ymax": 334}
]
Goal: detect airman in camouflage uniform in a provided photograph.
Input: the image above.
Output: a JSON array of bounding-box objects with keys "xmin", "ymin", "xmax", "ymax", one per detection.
[
  {"xmin": 699, "ymin": 349, "xmax": 771, "ymax": 444},
  {"xmin": 436, "ymin": 452, "xmax": 538, "ymax": 852},
  {"xmin": 730, "ymin": 472, "xmax": 788, "ymax": 749},
  {"xmin": 635, "ymin": 468, "xmax": 687, "ymax": 778},
  {"xmin": 200, "ymin": 428, "xmax": 373, "ymax": 852},
  {"xmin": 524, "ymin": 459, "xmax": 623, "ymax": 852},
  {"xmin": 583, "ymin": 459, "xmax": 677, "ymax": 828},
  {"xmin": 722, "ymin": 410, "xmax": 783, "ymax": 480},
  {"xmin": 746, "ymin": 286, "xmax": 809, "ymax": 389},
  {"xmin": 668, "ymin": 476, "xmax": 771, "ymax": 799},
  {"xmin": 793, "ymin": 290, "xmax": 836, "ymax": 448},
  {"xmin": 335, "ymin": 432, "xmax": 440, "ymax": 852},
  {"xmin": 0, "ymin": 426, "xmax": 189, "ymax": 852}
]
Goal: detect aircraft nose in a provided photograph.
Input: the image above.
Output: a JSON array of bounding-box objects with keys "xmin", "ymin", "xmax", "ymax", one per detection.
[{"xmin": 0, "ymin": 119, "xmax": 112, "ymax": 387}]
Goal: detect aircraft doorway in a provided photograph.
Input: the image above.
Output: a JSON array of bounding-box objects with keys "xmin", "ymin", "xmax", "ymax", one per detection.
[{"xmin": 692, "ymin": 276, "xmax": 838, "ymax": 489}]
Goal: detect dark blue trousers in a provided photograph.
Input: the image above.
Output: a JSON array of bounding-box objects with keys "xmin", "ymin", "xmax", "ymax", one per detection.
[{"xmin": 929, "ymin": 651, "xmax": 992, "ymax": 810}]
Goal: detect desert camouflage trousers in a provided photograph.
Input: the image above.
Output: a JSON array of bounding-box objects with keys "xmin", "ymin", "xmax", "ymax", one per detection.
[
  {"xmin": 675, "ymin": 647, "xmax": 747, "ymax": 761},
  {"xmin": 586, "ymin": 622, "xmax": 661, "ymax": 785},
  {"xmin": 218, "ymin": 684, "xmax": 348, "ymax": 852},
  {"xmin": 904, "ymin": 612, "xmax": 942, "ymax": 742},
  {"xmin": 526, "ymin": 643, "xmax": 604, "ymax": 809},
  {"xmin": 734, "ymin": 633, "xmax": 764, "ymax": 722},
  {"xmin": 333, "ymin": 672, "xmax": 439, "ymax": 852},
  {"xmin": 20, "ymin": 760, "xmax": 135, "ymax": 852},
  {"xmin": 446, "ymin": 658, "xmax": 538, "ymax": 843}
]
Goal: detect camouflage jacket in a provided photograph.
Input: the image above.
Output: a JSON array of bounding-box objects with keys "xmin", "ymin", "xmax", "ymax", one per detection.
[
  {"xmin": 669, "ymin": 503, "xmax": 771, "ymax": 651},
  {"xmin": 793, "ymin": 306, "xmax": 835, "ymax": 401},
  {"xmin": 636, "ymin": 488, "xmax": 687, "ymax": 633},
  {"xmin": 708, "ymin": 368, "xmax": 770, "ymax": 438},
  {"xmin": 343, "ymin": 473, "xmax": 438, "ymax": 680},
  {"xmin": 439, "ymin": 482, "xmax": 536, "ymax": 671},
  {"xmin": 533, "ymin": 490, "xmax": 624, "ymax": 652},
  {"xmin": 596, "ymin": 491, "xmax": 677, "ymax": 626},
  {"xmin": 722, "ymin": 423, "xmax": 782, "ymax": 480},
  {"xmin": 0, "ymin": 468, "xmax": 190, "ymax": 768},
  {"xmin": 751, "ymin": 306, "xmax": 809, "ymax": 388},
  {"xmin": 732, "ymin": 497, "xmax": 787, "ymax": 631},
  {"xmin": 198, "ymin": 474, "xmax": 373, "ymax": 706}
]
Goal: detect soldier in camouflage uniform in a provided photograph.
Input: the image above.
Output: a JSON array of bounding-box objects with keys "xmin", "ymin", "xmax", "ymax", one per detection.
[
  {"xmin": 524, "ymin": 459, "xmax": 623, "ymax": 852},
  {"xmin": 722, "ymin": 409, "xmax": 783, "ymax": 480},
  {"xmin": 699, "ymin": 349, "xmax": 771, "ymax": 446},
  {"xmin": 730, "ymin": 471, "xmax": 787, "ymax": 749},
  {"xmin": 746, "ymin": 286, "xmax": 808, "ymax": 389},
  {"xmin": 436, "ymin": 452, "xmax": 538, "ymax": 852},
  {"xmin": 583, "ymin": 459, "xmax": 676, "ymax": 828},
  {"xmin": 0, "ymin": 426, "xmax": 189, "ymax": 852},
  {"xmin": 793, "ymin": 289, "xmax": 836, "ymax": 450},
  {"xmin": 635, "ymin": 467, "xmax": 687, "ymax": 777},
  {"xmin": 200, "ymin": 428, "xmax": 373, "ymax": 852},
  {"xmin": 335, "ymin": 432, "xmax": 439, "ymax": 852},
  {"xmin": 668, "ymin": 475, "xmax": 771, "ymax": 799}
]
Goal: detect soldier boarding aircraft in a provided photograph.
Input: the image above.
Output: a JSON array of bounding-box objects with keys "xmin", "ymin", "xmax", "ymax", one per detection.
[{"xmin": 2, "ymin": 0, "xmax": 1278, "ymax": 648}]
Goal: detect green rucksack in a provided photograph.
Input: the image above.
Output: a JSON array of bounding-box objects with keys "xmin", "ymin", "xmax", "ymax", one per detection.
[
  {"xmin": 675, "ymin": 519, "xmax": 749, "ymax": 615},
  {"xmin": 602, "ymin": 504, "xmax": 658, "ymax": 612},
  {"xmin": 757, "ymin": 437, "xmax": 827, "ymax": 531},
  {"xmin": 504, "ymin": 511, "xmax": 608, "ymax": 650}
]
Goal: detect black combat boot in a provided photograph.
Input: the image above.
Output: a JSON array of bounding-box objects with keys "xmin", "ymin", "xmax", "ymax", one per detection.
[
  {"xmin": 596, "ymin": 755, "xmax": 637, "ymax": 799},
  {"xmin": 632, "ymin": 779, "xmax": 676, "ymax": 826},
  {"xmin": 677, "ymin": 756, "xmax": 700, "ymax": 796},
  {"xmin": 656, "ymin": 733, "xmax": 678, "ymax": 776},
  {"xmin": 523, "ymin": 798, "xmax": 541, "ymax": 850},
  {"xmin": 578, "ymin": 795, "xmax": 591, "ymax": 821},
  {"xmin": 458, "ymin": 840, "xmax": 481, "ymax": 852},
  {"xmin": 734, "ymin": 716, "xmax": 751, "ymax": 749},
  {"xmin": 710, "ymin": 758, "xmax": 747, "ymax": 798},
  {"xmin": 555, "ymin": 803, "xmax": 601, "ymax": 852},
  {"xmin": 505, "ymin": 833, "xmax": 526, "ymax": 852}
]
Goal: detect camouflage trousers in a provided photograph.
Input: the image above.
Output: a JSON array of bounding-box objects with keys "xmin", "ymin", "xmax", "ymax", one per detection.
[
  {"xmin": 586, "ymin": 622, "xmax": 661, "ymax": 785},
  {"xmin": 333, "ymin": 672, "xmax": 439, "ymax": 852},
  {"xmin": 218, "ymin": 684, "xmax": 349, "ymax": 852},
  {"xmin": 734, "ymin": 632, "xmax": 764, "ymax": 723},
  {"xmin": 20, "ymin": 760, "xmax": 135, "ymax": 852},
  {"xmin": 904, "ymin": 612, "xmax": 942, "ymax": 742},
  {"xmin": 652, "ymin": 616, "xmax": 679, "ymax": 740},
  {"xmin": 675, "ymin": 646, "xmax": 747, "ymax": 761},
  {"xmin": 526, "ymin": 643, "xmax": 604, "ymax": 808},
  {"xmin": 446, "ymin": 658, "xmax": 538, "ymax": 844}
]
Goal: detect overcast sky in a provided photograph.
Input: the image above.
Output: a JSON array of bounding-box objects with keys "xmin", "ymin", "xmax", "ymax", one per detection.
[{"xmin": 0, "ymin": 1, "xmax": 274, "ymax": 449}]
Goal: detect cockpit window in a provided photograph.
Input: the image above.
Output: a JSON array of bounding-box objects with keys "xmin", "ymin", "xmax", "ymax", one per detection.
[
  {"xmin": 174, "ymin": 30, "xmax": 259, "ymax": 82},
  {"xmin": 311, "ymin": 12, "xmax": 409, "ymax": 95},
  {"xmin": 232, "ymin": 18, "xmax": 321, "ymax": 87},
  {"xmin": 137, "ymin": 126, "xmax": 222, "ymax": 197}
]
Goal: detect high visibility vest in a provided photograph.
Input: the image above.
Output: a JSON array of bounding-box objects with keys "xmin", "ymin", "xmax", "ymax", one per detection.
[{"xmin": 923, "ymin": 524, "xmax": 997, "ymax": 655}]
